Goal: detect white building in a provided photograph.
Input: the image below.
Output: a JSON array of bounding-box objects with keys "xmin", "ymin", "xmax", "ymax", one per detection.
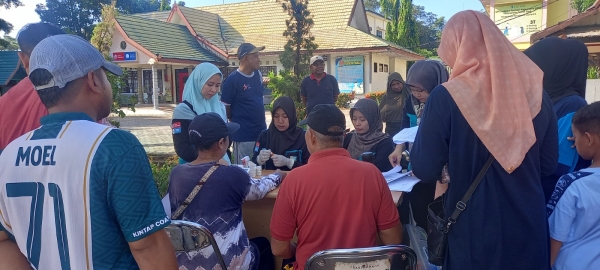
[{"xmin": 109, "ymin": 0, "xmax": 423, "ymax": 104}]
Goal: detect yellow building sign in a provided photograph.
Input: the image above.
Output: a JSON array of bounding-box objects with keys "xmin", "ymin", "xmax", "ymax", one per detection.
[{"xmin": 495, "ymin": 2, "xmax": 543, "ymax": 39}]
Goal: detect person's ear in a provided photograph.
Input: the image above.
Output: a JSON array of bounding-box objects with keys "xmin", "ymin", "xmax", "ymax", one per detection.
[
  {"xmin": 585, "ymin": 132, "xmax": 595, "ymax": 146},
  {"xmin": 86, "ymin": 69, "xmax": 105, "ymax": 95},
  {"xmin": 308, "ymin": 128, "xmax": 317, "ymax": 145},
  {"xmin": 219, "ymin": 137, "xmax": 227, "ymax": 150},
  {"xmin": 18, "ymin": 52, "xmax": 30, "ymax": 74}
]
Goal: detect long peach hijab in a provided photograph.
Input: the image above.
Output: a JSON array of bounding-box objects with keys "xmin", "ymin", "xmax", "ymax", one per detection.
[{"xmin": 438, "ymin": 11, "xmax": 544, "ymax": 173}]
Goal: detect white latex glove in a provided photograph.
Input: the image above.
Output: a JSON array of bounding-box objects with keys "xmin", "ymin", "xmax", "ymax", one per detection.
[
  {"xmin": 272, "ymin": 154, "xmax": 294, "ymax": 169},
  {"xmin": 257, "ymin": 149, "xmax": 272, "ymax": 165}
]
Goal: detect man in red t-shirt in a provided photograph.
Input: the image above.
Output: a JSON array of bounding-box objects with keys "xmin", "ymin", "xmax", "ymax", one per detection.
[
  {"xmin": 0, "ymin": 23, "xmax": 65, "ymax": 153},
  {"xmin": 270, "ymin": 104, "xmax": 402, "ymax": 270}
]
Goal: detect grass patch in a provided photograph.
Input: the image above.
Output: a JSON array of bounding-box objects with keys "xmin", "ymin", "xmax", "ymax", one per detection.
[{"xmin": 149, "ymin": 154, "xmax": 179, "ymax": 197}]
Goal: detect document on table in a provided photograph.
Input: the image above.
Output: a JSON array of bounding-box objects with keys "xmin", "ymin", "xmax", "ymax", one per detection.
[
  {"xmin": 383, "ymin": 166, "xmax": 421, "ymax": 192},
  {"xmin": 388, "ymin": 175, "xmax": 421, "ymax": 192},
  {"xmin": 393, "ymin": 126, "xmax": 419, "ymax": 144}
]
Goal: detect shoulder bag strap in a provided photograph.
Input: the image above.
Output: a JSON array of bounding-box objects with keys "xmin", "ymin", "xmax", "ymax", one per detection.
[
  {"xmin": 446, "ymin": 155, "xmax": 495, "ymax": 229},
  {"xmin": 171, "ymin": 164, "xmax": 219, "ymax": 220},
  {"xmin": 182, "ymin": 100, "xmax": 198, "ymax": 115}
]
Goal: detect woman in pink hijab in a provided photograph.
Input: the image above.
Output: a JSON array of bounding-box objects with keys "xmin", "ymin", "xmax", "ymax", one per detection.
[{"xmin": 410, "ymin": 11, "xmax": 558, "ymax": 269}]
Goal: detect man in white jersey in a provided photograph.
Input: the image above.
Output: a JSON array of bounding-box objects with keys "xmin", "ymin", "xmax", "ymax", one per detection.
[{"xmin": 0, "ymin": 35, "xmax": 177, "ymax": 269}]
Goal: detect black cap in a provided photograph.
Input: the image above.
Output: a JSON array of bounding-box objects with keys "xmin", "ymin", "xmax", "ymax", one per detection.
[
  {"xmin": 17, "ymin": 22, "xmax": 65, "ymax": 56},
  {"xmin": 299, "ymin": 104, "xmax": 346, "ymax": 136},
  {"xmin": 189, "ymin": 113, "xmax": 240, "ymax": 146},
  {"xmin": 237, "ymin": 43, "xmax": 265, "ymax": 60}
]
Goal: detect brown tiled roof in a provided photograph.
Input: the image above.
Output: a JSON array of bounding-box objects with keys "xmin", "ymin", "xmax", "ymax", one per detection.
[
  {"xmin": 196, "ymin": 0, "xmax": 422, "ymax": 59},
  {"xmin": 531, "ymin": 0, "xmax": 600, "ymax": 42}
]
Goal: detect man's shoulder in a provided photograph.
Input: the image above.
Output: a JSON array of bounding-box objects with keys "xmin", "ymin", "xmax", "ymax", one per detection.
[
  {"xmin": 97, "ymin": 128, "xmax": 142, "ymax": 154},
  {"xmin": 325, "ymin": 74, "xmax": 338, "ymax": 81}
]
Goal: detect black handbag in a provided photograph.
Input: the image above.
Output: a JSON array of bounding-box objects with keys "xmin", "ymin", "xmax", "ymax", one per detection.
[{"xmin": 426, "ymin": 155, "xmax": 495, "ymax": 266}]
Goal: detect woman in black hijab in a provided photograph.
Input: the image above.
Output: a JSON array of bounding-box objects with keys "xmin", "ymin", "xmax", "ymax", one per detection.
[
  {"xmin": 389, "ymin": 60, "xmax": 450, "ymax": 230},
  {"xmin": 252, "ymin": 96, "xmax": 309, "ymax": 170},
  {"xmin": 344, "ymin": 98, "xmax": 394, "ymax": 172},
  {"xmin": 524, "ymin": 37, "xmax": 591, "ymax": 201},
  {"xmin": 379, "ymin": 72, "xmax": 410, "ymax": 136}
]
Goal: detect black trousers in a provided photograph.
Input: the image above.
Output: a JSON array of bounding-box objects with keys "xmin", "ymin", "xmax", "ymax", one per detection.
[
  {"xmin": 250, "ymin": 237, "xmax": 275, "ymax": 270},
  {"xmin": 398, "ymin": 181, "xmax": 436, "ymax": 230}
]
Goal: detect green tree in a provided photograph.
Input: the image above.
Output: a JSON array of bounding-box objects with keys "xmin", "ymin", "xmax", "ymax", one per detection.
[
  {"xmin": 413, "ymin": 5, "xmax": 445, "ymax": 57},
  {"xmin": 90, "ymin": 1, "xmax": 136, "ymax": 127},
  {"xmin": 397, "ymin": 0, "xmax": 418, "ymax": 50},
  {"xmin": 364, "ymin": 0, "xmax": 380, "ymax": 12},
  {"xmin": 0, "ymin": 0, "xmax": 23, "ymax": 47},
  {"xmin": 382, "ymin": 0, "xmax": 400, "ymax": 43},
  {"xmin": 571, "ymin": 0, "xmax": 595, "ymax": 13},
  {"xmin": 159, "ymin": 0, "xmax": 171, "ymax": 11},
  {"xmin": 0, "ymin": 35, "xmax": 19, "ymax": 50},
  {"xmin": 35, "ymin": 0, "xmax": 160, "ymax": 40},
  {"xmin": 270, "ymin": 0, "xmax": 318, "ymax": 121},
  {"xmin": 177, "ymin": 1, "xmax": 185, "ymax": 6}
]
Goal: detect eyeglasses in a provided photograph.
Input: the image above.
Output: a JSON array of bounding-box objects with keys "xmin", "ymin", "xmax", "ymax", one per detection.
[{"xmin": 407, "ymin": 84, "xmax": 427, "ymax": 93}]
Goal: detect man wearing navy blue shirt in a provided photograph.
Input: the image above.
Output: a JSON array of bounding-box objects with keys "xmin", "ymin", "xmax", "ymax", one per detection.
[
  {"xmin": 301, "ymin": 56, "xmax": 340, "ymax": 116},
  {"xmin": 221, "ymin": 43, "xmax": 267, "ymax": 163}
]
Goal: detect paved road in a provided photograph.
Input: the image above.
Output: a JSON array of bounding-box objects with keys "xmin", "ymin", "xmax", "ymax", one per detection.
[{"xmin": 116, "ymin": 104, "xmax": 355, "ymax": 155}]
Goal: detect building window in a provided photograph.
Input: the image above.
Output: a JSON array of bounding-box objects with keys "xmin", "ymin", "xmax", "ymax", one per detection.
[
  {"xmin": 260, "ymin": 66, "xmax": 278, "ymax": 76},
  {"xmin": 142, "ymin": 70, "xmax": 163, "ymax": 95},
  {"xmin": 379, "ymin": 64, "xmax": 384, "ymax": 72},
  {"xmin": 123, "ymin": 70, "xmax": 138, "ymax": 93},
  {"xmin": 266, "ymin": 61, "xmax": 270, "ymax": 65},
  {"xmin": 384, "ymin": 64, "xmax": 389, "ymax": 72},
  {"xmin": 231, "ymin": 62, "xmax": 236, "ymax": 66},
  {"xmin": 273, "ymin": 60, "xmax": 277, "ymax": 64},
  {"xmin": 369, "ymin": 27, "xmax": 373, "ymax": 32},
  {"xmin": 374, "ymin": 62, "xmax": 378, "ymax": 73},
  {"xmin": 376, "ymin": 30, "xmax": 383, "ymax": 38}
]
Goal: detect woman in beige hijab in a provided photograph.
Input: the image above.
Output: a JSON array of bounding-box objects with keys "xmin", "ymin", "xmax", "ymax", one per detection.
[{"xmin": 410, "ymin": 10, "xmax": 558, "ymax": 269}]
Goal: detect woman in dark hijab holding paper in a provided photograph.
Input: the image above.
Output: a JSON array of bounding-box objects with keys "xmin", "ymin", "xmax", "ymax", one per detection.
[
  {"xmin": 379, "ymin": 72, "xmax": 410, "ymax": 136},
  {"xmin": 344, "ymin": 98, "xmax": 394, "ymax": 172},
  {"xmin": 252, "ymin": 96, "xmax": 309, "ymax": 170},
  {"xmin": 388, "ymin": 60, "xmax": 450, "ymax": 229},
  {"xmin": 524, "ymin": 37, "xmax": 591, "ymax": 201}
]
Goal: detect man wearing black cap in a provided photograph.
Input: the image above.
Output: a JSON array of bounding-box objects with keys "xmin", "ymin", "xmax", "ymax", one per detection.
[
  {"xmin": 269, "ymin": 104, "xmax": 402, "ymax": 270},
  {"xmin": 0, "ymin": 23, "xmax": 65, "ymax": 154},
  {"xmin": 168, "ymin": 112, "xmax": 284, "ymax": 270},
  {"xmin": 221, "ymin": 43, "xmax": 267, "ymax": 164}
]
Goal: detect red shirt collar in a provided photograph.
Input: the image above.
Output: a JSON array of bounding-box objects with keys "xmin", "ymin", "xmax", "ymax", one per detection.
[
  {"xmin": 308, "ymin": 148, "xmax": 350, "ymax": 163},
  {"xmin": 310, "ymin": 72, "xmax": 327, "ymax": 81}
]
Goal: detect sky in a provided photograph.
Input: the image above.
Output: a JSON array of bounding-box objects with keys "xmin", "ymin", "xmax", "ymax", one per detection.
[{"xmin": 0, "ymin": 0, "xmax": 483, "ymax": 37}]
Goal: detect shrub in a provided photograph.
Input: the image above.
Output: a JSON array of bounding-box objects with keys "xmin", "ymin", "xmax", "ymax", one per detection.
[
  {"xmin": 150, "ymin": 155, "xmax": 178, "ymax": 197},
  {"xmin": 364, "ymin": 91, "xmax": 386, "ymax": 104},
  {"xmin": 336, "ymin": 91, "xmax": 355, "ymax": 109},
  {"xmin": 267, "ymin": 71, "xmax": 306, "ymax": 122}
]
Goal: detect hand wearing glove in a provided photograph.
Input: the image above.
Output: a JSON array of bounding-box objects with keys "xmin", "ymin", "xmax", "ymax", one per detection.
[
  {"xmin": 272, "ymin": 154, "xmax": 294, "ymax": 169},
  {"xmin": 257, "ymin": 149, "xmax": 272, "ymax": 165}
]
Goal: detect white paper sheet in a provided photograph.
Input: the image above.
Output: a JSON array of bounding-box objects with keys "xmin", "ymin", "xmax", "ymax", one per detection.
[
  {"xmin": 387, "ymin": 175, "xmax": 421, "ymax": 192},
  {"xmin": 382, "ymin": 166, "xmax": 412, "ymax": 183},
  {"xmin": 162, "ymin": 194, "xmax": 171, "ymax": 218},
  {"xmin": 393, "ymin": 126, "xmax": 419, "ymax": 144}
]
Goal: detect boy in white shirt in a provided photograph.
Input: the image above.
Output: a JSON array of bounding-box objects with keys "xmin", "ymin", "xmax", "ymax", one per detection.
[{"xmin": 547, "ymin": 101, "xmax": 600, "ymax": 269}]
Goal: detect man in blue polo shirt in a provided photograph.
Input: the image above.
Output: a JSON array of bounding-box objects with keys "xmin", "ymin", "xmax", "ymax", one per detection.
[
  {"xmin": 221, "ymin": 43, "xmax": 267, "ymax": 163},
  {"xmin": 0, "ymin": 34, "xmax": 177, "ymax": 269},
  {"xmin": 301, "ymin": 55, "xmax": 340, "ymax": 116}
]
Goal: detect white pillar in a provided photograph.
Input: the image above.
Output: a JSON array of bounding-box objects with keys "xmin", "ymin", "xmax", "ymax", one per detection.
[{"xmin": 151, "ymin": 63, "xmax": 159, "ymax": 110}]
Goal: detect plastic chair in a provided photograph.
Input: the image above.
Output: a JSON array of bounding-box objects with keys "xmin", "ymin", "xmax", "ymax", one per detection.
[
  {"xmin": 305, "ymin": 245, "xmax": 417, "ymax": 270},
  {"xmin": 165, "ymin": 220, "xmax": 228, "ymax": 270}
]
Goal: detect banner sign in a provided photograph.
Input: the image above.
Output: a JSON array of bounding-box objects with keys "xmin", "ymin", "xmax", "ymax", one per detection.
[{"xmin": 335, "ymin": 56, "xmax": 364, "ymax": 94}]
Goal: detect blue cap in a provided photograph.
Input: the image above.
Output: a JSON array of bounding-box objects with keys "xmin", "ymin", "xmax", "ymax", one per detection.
[
  {"xmin": 189, "ymin": 112, "xmax": 240, "ymax": 146},
  {"xmin": 29, "ymin": 34, "xmax": 123, "ymax": 90},
  {"xmin": 237, "ymin": 43, "xmax": 265, "ymax": 60}
]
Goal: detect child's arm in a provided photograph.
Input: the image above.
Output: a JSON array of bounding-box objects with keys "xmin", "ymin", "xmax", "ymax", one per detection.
[{"xmin": 550, "ymin": 238, "xmax": 563, "ymax": 267}]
